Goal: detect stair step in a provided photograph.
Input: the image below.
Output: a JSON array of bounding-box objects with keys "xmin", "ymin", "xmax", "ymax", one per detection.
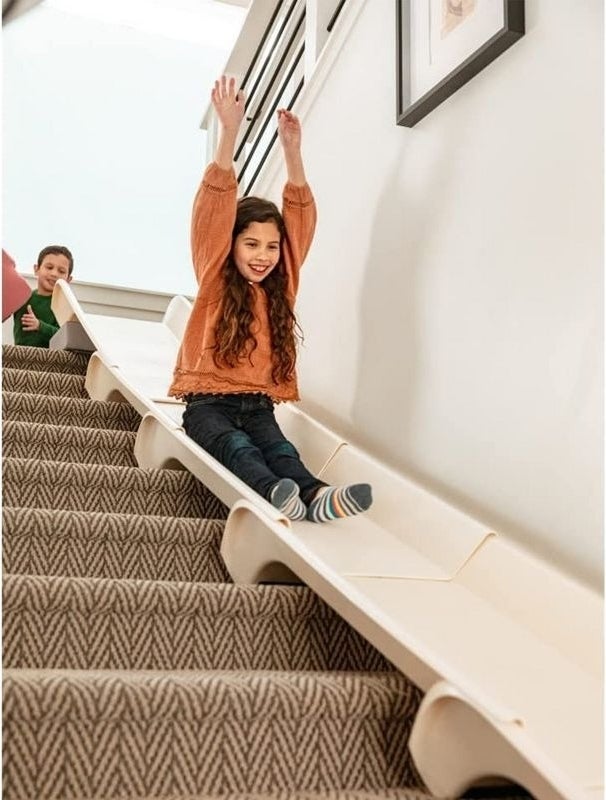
[
  {"xmin": 2, "ymin": 507, "xmax": 230, "ymax": 582},
  {"xmin": 3, "ymin": 367, "xmax": 88, "ymax": 398},
  {"xmin": 2, "ymin": 420, "xmax": 137, "ymax": 466},
  {"xmin": 186, "ymin": 793, "xmax": 437, "ymax": 800},
  {"xmin": 4, "ymin": 573, "xmax": 390, "ymax": 672},
  {"xmin": 3, "ymin": 669, "xmax": 423, "ymax": 799},
  {"xmin": 3, "ymin": 390, "xmax": 142, "ymax": 431},
  {"xmin": 143, "ymin": 791, "xmax": 527, "ymax": 799},
  {"xmin": 179, "ymin": 793, "xmax": 434, "ymax": 800},
  {"xmin": 2, "ymin": 344, "xmax": 90, "ymax": 375},
  {"xmin": 2, "ymin": 458, "xmax": 229, "ymax": 518}
]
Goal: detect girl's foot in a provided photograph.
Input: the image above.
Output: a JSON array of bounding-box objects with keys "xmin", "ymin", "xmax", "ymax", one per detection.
[
  {"xmin": 269, "ymin": 478, "xmax": 306, "ymax": 521},
  {"xmin": 307, "ymin": 484, "xmax": 372, "ymax": 523}
]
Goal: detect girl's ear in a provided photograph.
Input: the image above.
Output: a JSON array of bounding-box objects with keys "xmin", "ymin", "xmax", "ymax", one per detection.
[
  {"xmin": 33, "ymin": 263, "xmax": 39, "ymax": 275},
  {"xmin": 66, "ymin": 275, "xmax": 73, "ymax": 283}
]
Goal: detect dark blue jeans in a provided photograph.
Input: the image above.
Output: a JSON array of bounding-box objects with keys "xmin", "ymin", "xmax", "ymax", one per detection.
[{"xmin": 182, "ymin": 393, "xmax": 326, "ymax": 505}]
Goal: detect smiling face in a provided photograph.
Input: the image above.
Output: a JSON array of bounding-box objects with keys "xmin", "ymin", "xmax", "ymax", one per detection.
[
  {"xmin": 34, "ymin": 253, "xmax": 72, "ymax": 296},
  {"xmin": 233, "ymin": 220, "xmax": 281, "ymax": 283}
]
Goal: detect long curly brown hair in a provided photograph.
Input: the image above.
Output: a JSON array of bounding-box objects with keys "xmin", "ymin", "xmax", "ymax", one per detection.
[{"xmin": 213, "ymin": 196, "xmax": 302, "ymax": 384}]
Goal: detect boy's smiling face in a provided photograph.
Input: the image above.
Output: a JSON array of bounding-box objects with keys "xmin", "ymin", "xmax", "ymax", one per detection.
[{"xmin": 34, "ymin": 253, "xmax": 71, "ymax": 296}]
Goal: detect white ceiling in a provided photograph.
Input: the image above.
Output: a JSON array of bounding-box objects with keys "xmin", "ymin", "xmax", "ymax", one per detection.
[{"xmin": 40, "ymin": 0, "xmax": 249, "ymax": 46}]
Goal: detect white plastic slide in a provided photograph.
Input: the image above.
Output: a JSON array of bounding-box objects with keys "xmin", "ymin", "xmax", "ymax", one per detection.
[{"xmin": 51, "ymin": 278, "xmax": 603, "ymax": 800}]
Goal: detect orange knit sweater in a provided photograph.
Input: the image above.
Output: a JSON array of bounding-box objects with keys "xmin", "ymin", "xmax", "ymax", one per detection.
[{"xmin": 169, "ymin": 162, "xmax": 317, "ymax": 403}]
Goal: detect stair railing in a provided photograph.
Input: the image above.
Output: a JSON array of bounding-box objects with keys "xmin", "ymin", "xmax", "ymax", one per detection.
[{"xmin": 202, "ymin": 0, "xmax": 349, "ymax": 193}]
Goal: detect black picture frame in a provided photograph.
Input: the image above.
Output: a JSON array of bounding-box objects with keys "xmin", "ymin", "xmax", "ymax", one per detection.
[{"xmin": 396, "ymin": 0, "xmax": 525, "ymax": 127}]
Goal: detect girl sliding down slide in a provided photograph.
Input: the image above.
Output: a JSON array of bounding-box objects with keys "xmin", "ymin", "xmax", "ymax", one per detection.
[{"xmin": 170, "ymin": 75, "xmax": 372, "ymax": 523}]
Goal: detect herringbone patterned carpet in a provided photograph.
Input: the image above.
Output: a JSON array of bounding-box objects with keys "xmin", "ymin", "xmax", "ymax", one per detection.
[{"xmin": 2, "ymin": 344, "xmax": 434, "ymax": 800}]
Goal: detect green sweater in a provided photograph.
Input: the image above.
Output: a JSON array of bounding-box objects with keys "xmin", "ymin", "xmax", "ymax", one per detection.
[{"xmin": 13, "ymin": 290, "xmax": 59, "ymax": 347}]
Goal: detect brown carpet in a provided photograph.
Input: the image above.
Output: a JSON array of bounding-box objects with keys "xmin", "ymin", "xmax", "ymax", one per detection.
[
  {"xmin": 3, "ymin": 389, "xmax": 142, "ymax": 430},
  {"xmin": 3, "ymin": 419, "xmax": 138, "ymax": 466},
  {"xmin": 3, "ymin": 507, "xmax": 230, "ymax": 583},
  {"xmin": 3, "ymin": 366, "xmax": 88, "ymax": 397},
  {"xmin": 3, "ymin": 457, "xmax": 229, "ymax": 517}
]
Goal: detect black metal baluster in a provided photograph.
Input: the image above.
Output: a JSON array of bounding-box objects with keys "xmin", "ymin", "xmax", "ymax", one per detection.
[
  {"xmin": 327, "ymin": 0, "xmax": 348, "ymax": 32},
  {"xmin": 242, "ymin": 0, "xmax": 299, "ymax": 113},
  {"xmin": 240, "ymin": 0, "xmax": 286, "ymax": 91},
  {"xmin": 243, "ymin": 76, "xmax": 304, "ymax": 195},
  {"xmin": 235, "ymin": 7, "xmax": 305, "ymax": 162}
]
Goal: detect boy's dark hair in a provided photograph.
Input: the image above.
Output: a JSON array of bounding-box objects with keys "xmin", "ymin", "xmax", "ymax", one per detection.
[{"xmin": 37, "ymin": 245, "xmax": 74, "ymax": 276}]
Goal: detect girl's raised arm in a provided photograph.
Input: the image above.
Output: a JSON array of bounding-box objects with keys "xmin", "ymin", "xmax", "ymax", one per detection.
[
  {"xmin": 277, "ymin": 109, "xmax": 307, "ymax": 186},
  {"xmin": 212, "ymin": 75, "xmax": 246, "ymax": 169},
  {"xmin": 190, "ymin": 76, "xmax": 244, "ymax": 286},
  {"xmin": 277, "ymin": 110, "xmax": 316, "ymax": 295}
]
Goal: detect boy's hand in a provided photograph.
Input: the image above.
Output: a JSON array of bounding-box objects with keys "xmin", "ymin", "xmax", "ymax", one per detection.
[
  {"xmin": 277, "ymin": 109, "xmax": 302, "ymax": 151},
  {"xmin": 212, "ymin": 75, "xmax": 245, "ymax": 132},
  {"xmin": 21, "ymin": 304, "xmax": 40, "ymax": 331}
]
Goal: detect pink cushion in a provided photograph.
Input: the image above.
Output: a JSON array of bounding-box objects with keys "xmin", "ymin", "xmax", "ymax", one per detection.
[{"xmin": 2, "ymin": 250, "xmax": 32, "ymax": 321}]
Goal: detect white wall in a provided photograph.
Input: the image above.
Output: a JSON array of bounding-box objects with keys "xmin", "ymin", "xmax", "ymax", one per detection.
[
  {"xmin": 2, "ymin": 3, "xmax": 244, "ymax": 296},
  {"xmin": 260, "ymin": 0, "xmax": 603, "ymax": 588}
]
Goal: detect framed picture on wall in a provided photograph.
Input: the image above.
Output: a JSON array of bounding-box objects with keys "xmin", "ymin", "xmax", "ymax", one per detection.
[{"xmin": 396, "ymin": 0, "xmax": 525, "ymax": 127}]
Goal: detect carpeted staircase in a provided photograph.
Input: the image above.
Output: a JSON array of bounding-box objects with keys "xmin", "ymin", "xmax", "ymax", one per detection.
[{"xmin": 2, "ymin": 343, "xmax": 432, "ymax": 800}]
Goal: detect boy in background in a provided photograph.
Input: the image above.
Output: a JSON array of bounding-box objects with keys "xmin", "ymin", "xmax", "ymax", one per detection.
[{"xmin": 13, "ymin": 245, "xmax": 74, "ymax": 347}]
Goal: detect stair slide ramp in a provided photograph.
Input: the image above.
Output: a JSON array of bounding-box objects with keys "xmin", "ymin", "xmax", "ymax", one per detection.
[{"xmin": 51, "ymin": 278, "xmax": 603, "ymax": 800}]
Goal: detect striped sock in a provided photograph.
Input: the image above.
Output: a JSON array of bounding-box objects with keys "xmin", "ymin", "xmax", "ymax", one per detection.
[
  {"xmin": 269, "ymin": 478, "xmax": 307, "ymax": 521},
  {"xmin": 306, "ymin": 484, "xmax": 373, "ymax": 523}
]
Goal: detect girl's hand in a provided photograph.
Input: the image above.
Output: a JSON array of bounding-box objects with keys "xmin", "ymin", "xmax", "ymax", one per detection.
[
  {"xmin": 21, "ymin": 304, "xmax": 40, "ymax": 331},
  {"xmin": 277, "ymin": 109, "xmax": 301, "ymax": 151},
  {"xmin": 212, "ymin": 75, "xmax": 245, "ymax": 132}
]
